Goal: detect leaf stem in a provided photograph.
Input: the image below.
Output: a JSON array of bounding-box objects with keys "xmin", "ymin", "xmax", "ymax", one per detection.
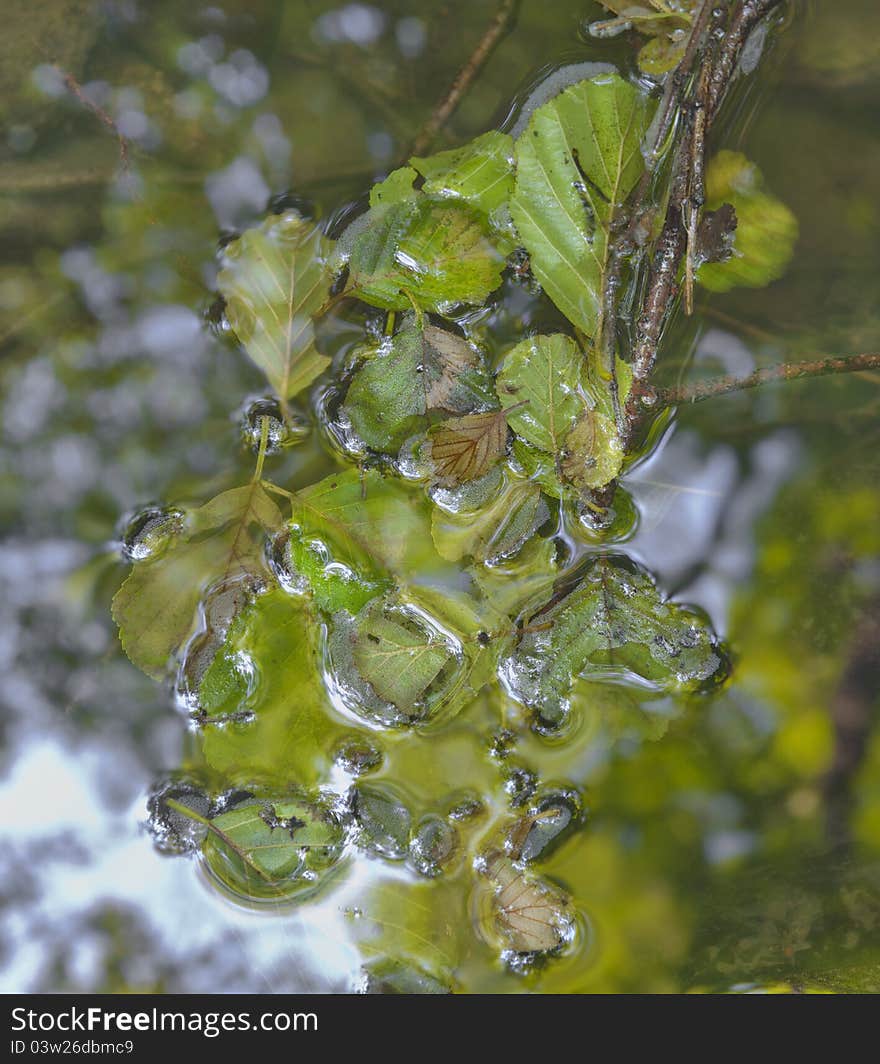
[
  {"xmin": 655, "ymin": 352, "xmax": 880, "ymax": 407},
  {"xmin": 252, "ymin": 415, "xmax": 270, "ymax": 482}
]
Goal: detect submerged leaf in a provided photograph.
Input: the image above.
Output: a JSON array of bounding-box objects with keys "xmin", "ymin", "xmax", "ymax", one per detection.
[
  {"xmin": 477, "ymin": 851, "xmax": 575, "ymax": 955},
  {"xmin": 510, "ymin": 75, "xmax": 654, "ymax": 337},
  {"xmin": 502, "ymin": 555, "xmax": 727, "ymax": 726},
  {"xmin": 341, "ymin": 318, "xmax": 494, "ymax": 454},
  {"xmin": 697, "ymin": 151, "xmax": 798, "ymax": 292},
  {"xmin": 200, "ymin": 792, "xmax": 346, "ymax": 902},
  {"xmin": 411, "ymin": 131, "xmax": 515, "ymax": 216},
  {"xmin": 429, "ymin": 409, "xmax": 510, "ymax": 486},
  {"xmin": 431, "ymin": 470, "xmax": 549, "ymax": 565},
  {"xmin": 343, "ymin": 322, "xmax": 426, "ymax": 452},
  {"xmin": 560, "ymin": 408, "xmax": 624, "ymax": 491},
  {"xmin": 112, "ymin": 482, "xmax": 282, "ymax": 680},
  {"xmin": 218, "ymin": 211, "xmax": 333, "ymax": 400}
]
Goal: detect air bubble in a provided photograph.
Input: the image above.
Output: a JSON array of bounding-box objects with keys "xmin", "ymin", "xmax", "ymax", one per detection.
[{"xmin": 120, "ymin": 505, "xmax": 185, "ymax": 561}]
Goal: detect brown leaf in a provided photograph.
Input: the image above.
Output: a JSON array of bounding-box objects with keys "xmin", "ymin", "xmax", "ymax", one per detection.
[
  {"xmin": 429, "ymin": 409, "xmax": 510, "ymax": 486},
  {"xmin": 484, "ymin": 852, "xmax": 573, "ymax": 954},
  {"xmin": 423, "ymin": 325, "xmax": 480, "ymax": 411}
]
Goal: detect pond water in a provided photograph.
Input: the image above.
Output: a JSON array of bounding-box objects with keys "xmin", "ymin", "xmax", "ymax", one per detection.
[{"xmin": 2, "ymin": 0, "xmax": 879, "ymax": 994}]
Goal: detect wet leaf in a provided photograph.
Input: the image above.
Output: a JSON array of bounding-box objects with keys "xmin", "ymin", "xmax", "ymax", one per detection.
[
  {"xmin": 560, "ymin": 408, "xmax": 624, "ymax": 491},
  {"xmin": 497, "ymin": 333, "xmax": 584, "ymax": 453},
  {"xmin": 353, "ymin": 783, "xmax": 413, "ymax": 859},
  {"xmin": 429, "ymin": 409, "xmax": 510, "ymax": 487},
  {"xmin": 342, "ymin": 318, "xmax": 495, "ymax": 453},
  {"xmin": 697, "ymin": 151, "xmax": 798, "ymax": 292},
  {"xmin": 503, "ymin": 555, "xmax": 727, "ymax": 723},
  {"xmin": 112, "ymin": 482, "xmax": 282, "ymax": 679},
  {"xmin": 510, "ymin": 75, "xmax": 654, "ymax": 337},
  {"xmin": 342, "ymin": 321, "xmax": 426, "ymax": 452},
  {"xmin": 412, "ymin": 131, "xmax": 515, "ymax": 215},
  {"xmin": 218, "ymin": 211, "xmax": 333, "ymax": 400},
  {"xmin": 293, "ymin": 468, "xmax": 439, "ymax": 578},
  {"xmin": 200, "ymin": 792, "xmax": 346, "ymax": 902},
  {"xmin": 348, "ymin": 197, "xmax": 504, "ymax": 312},
  {"xmin": 353, "ymin": 603, "xmax": 453, "ymax": 710}
]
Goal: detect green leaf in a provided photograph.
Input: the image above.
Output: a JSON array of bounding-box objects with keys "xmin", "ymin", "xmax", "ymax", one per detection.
[
  {"xmin": 200, "ymin": 793, "xmax": 346, "ymax": 902},
  {"xmin": 353, "ymin": 602, "xmax": 453, "ymax": 710},
  {"xmin": 328, "ymin": 585, "xmax": 503, "ymax": 728},
  {"xmin": 342, "ymin": 320, "xmax": 427, "ymax": 452},
  {"xmin": 218, "ymin": 211, "xmax": 333, "ymax": 400},
  {"xmin": 411, "ymin": 130, "xmax": 516, "ymax": 246},
  {"xmin": 472, "ymin": 534, "xmax": 559, "ymax": 620},
  {"xmin": 510, "ymin": 74, "xmax": 654, "ymax": 337},
  {"xmin": 431, "ymin": 469, "xmax": 549, "ymax": 565},
  {"xmin": 369, "ymin": 166, "xmax": 419, "ymax": 208},
  {"xmin": 503, "ymin": 555, "xmax": 728, "ymax": 726},
  {"xmin": 560, "ymin": 408, "xmax": 624, "ymax": 491},
  {"xmin": 112, "ymin": 482, "xmax": 282, "ymax": 680},
  {"xmin": 348, "ymin": 197, "xmax": 504, "ymax": 312},
  {"xmin": 268, "ymin": 524, "xmax": 389, "ymax": 615},
  {"xmin": 341, "ymin": 317, "xmax": 496, "ymax": 455},
  {"xmin": 293, "ymin": 468, "xmax": 441, "ymax": 578},
  {"xmin": 201, "ymin": 590, "xmax": 354, "ymax": 787},
  {"xmin": 697, "ymin": 150, "xmax": 799, "ymax": 292},
  {"xmin": 497, "ymin": 334, "xmax": 584, "ymax": 454}
]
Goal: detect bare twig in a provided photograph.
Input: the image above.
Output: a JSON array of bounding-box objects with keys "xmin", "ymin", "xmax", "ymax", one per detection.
[
  {"xmin": 654, "ymin": 352, "xmax": 880, "ymax": 407},
  {"xmin": 409, "ymin": 0, "xmax": 519, "ymax": 157},
  {"xmin": 57, "ymin": 65, "xmax": 130, "ymax": 171},
  {"xmin": 620, "ymin": 0, "xmax": 785, "ymax": 448}
]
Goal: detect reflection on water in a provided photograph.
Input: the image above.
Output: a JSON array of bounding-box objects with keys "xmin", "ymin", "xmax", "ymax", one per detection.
[{"xmin": 2, "ymin": 0, "xmax": 880, "ymax": 993}]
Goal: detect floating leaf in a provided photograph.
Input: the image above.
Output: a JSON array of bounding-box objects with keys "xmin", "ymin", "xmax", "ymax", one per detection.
[
  {"xmin": 353, "ymin": 600, "xmax": 455, "ymax": 711},
  {"xmin": 429, "ymin": 409, "xmax": 510, "ymax": 486},
  {"xmin": 342, "ymin": 321, "xmax": 426, "ymax": 452},
  {"xmin": 293, "ymin": 468, "xmax": 439, "ymax": 578},
  {"xmin": 353, "ymin": 783, "xmax": 413, "ymax": 859},
  {"xmin": 510, "ymin": 75, "xmax": 654, "ymax": 337},
  {"xmin": 412, "ymin": 131, "xmax": 515, "ymax": 215},
  {"xmin": 560, "ymin": 408, "xmax": 624, "ymax": 491},
  {"xmin": 502, "ymin": 554, "xmax": 728, "ymax": 726},
  {"xmin": 328, "ymin": 585, "xmax": 502, "ymax": 727},
  {"xmin": 348, "ymin": 197, "xmax": 504, "ymax": 312},
  {"xmin": 697, "ymin": 151, "xmax": 798, "ymax": 292},
  {"xmin": 589, "ymin": 1, "xmax": 696, "ymax": 76},
  {"xmin": 218, "ymin": 211, "xmax": 333, "ymax": 400},
  {"xmin": 112, "ymin": 482, "xmax": 282, "ymax": 680},
  {"xmin": 497, "ymin": 334, "xmax": 584, "ymax": 453},
  {"xmin": 199, "ymin": 792, "xmax": 346, "ymax": 902},
  {"xmin": 342, "ymin": 318, "xmax": 494, "ymax": 454}
]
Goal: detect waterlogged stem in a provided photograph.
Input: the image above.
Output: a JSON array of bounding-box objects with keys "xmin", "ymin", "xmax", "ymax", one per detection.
[
  {"xmin": 656, "ymin": 352, "xmax": 880, "ymax": 407},
  {"xmin": 409, "ymin": 0, "xmax": 519, "ymax": 157}
]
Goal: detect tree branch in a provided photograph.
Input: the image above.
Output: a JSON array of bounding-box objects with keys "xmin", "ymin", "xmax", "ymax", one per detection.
[
  {"xmin": 409, "ymin": 0, "xmax": 519, "ymax": 157},
  {"xmin": 655, "ymin": 352, "xmax": 880, "ymax": 407},
  {"xmin": 620, "ymin": 0, "xmax": 785, "ymax": 448}
]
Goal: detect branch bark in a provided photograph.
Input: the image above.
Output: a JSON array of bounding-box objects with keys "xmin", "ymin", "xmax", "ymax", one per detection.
[
  {"xmin": 619, "ymin": 0, "xmax": 785, "ymax": 449},
  {"xmin": 655, "ymin": 352, "xmax": 880, "ymax": 407}
]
